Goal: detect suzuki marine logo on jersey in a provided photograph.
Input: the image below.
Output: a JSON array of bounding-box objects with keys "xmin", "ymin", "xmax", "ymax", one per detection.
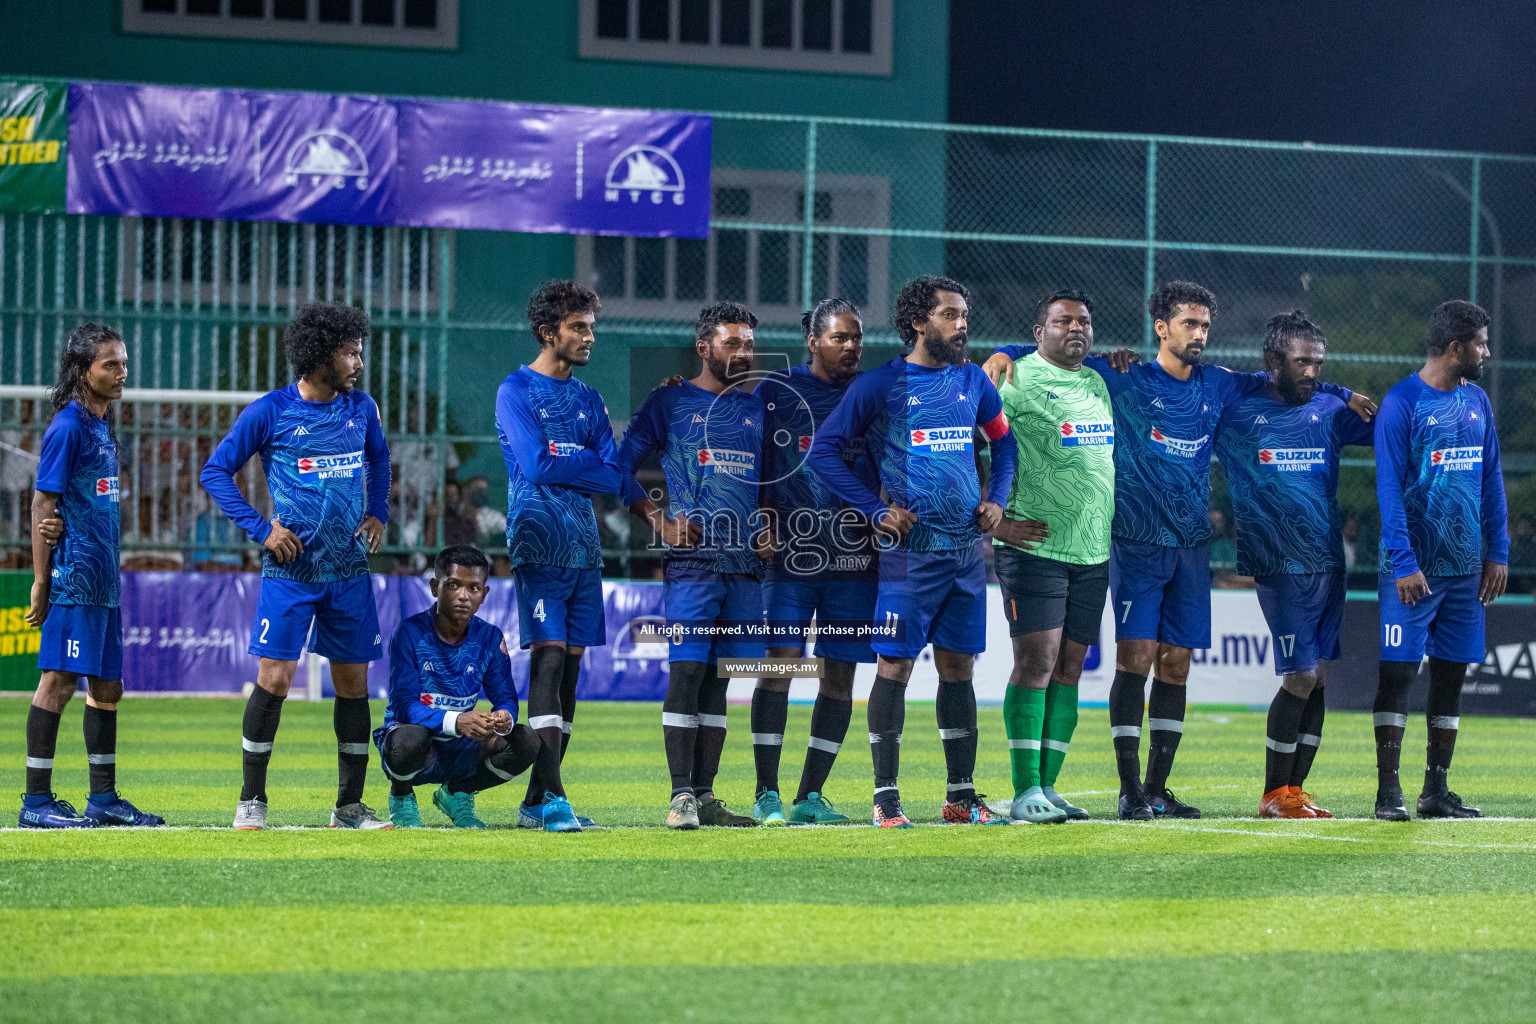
[
  {"xmin": 697, "ymin": 448, "xmax": 755, "ymax": 476},
  {"xmin": 94, "ymin": 476, "xmax": 120, "ymax": 501},
  {"xmin": 297, "ymin": 451, "xmax": 364, "ymax": 479},
  {"xmin": 909, "ymin": 426, "xmax": 973, "ymax": 453},
  {"xmin": 798, "ymin": 435, "xmax": 813, "ymax": 452},
  {"xmin": 418, "ymin": 692, "xmax": 475, "ymax": 711},
  {"xmin": 547, "ymin": 440, "xmax": 584, "ymax": 457},
  {"xmin": 1059, "ymin": 421, "xmax": 1114, "ymax": 447},
  {"xmin": 1258, "ymin": 447, "xmax": 1326, "ymax": 472},
  {"xmin": 1148, "ymin": 426, "xmax": 1207, "ymax": 459},
  {"xmin": 1431, "ymin": 446, "xmax": 1483, "ymax": 472}
]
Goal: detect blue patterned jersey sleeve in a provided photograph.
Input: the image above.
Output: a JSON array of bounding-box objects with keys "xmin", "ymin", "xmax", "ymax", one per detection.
[
  {"xmin": 1333, "ymin": 402, "xmax": 1377, "ymax": 448},
  {"xmin": 974, "ymin": 370, "xmax": 1017, "ymax": 505},
  {"xmin": 806, "ymin": 370, "xmax": 888, "ymax": 522},
  {"xmin": 34, "ymin": 414, "xmax": 82, "ymax": 496},
  {"xmin": 1375, "ymin": 388, "xmax": 1418, "ymax": 579},
  {"xmin": 479, "ymin": 627, "xmax": 520, "ymax": 725},
  {"xmin": 498, "ymin": 376, "xmax": 623, "ymax": 494},
  {"xmin": 1482, "ymin": 398, "xmax": 1510, "ymax": 564},
  {"xmin": 617, "ymin": 388, "xmax": 669, "ymax": 506},
  {"xmin": 387, "ymin": 623, "xmax": 448, "ymax": 733},
  {"xmin": 200, "ymin": 396, "xmax": 278, "ymax": 545},
  {"xmin": 362, "ymin": 394, "xmax": 391, "ymax": 524}
]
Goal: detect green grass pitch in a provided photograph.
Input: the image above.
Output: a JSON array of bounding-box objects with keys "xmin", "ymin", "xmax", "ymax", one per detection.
[{"xmin": 2, "ymin": 696, "xmax": 1536, "ymax": 1023}]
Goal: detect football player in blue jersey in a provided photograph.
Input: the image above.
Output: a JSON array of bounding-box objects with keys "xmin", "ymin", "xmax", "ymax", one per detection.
[
  {"xmin": 748, "ymin": 298, "xmax": 878, "ymax": 825},
  {"xmin": 985, "ymin": 281, "xmax": 1372, "ymax": 820},
  {"xmin": 19, "ymin": 324, "xmax": 163, "ymax": 829},
  {"xmin": 374, "ymin": 545, "xmax": 555, "ymax": 829},
  {"xmin": 809, "ymin": 276, "xmax": 1018, "ymax": 827},
  {"xmin": 201, "ymin": 302, "xmax": 393, "ymax": 830},
  {"xmin": 1213, "ymin": 311, "xmax": 1375, "ymax": 819},
  {"xmin": 620, "ymin": 301, "xmax": 773, "ymax": 830},
  {"xmin": 497, "ymin": 281, "xmax": 624, "ymax": 833},
  {"xmin": 1373, "ymin": 300, "xmax": 1508, "ymax": 820}
]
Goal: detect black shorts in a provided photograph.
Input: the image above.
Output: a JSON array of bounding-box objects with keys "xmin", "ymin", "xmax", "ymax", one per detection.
[{"xmin": 994, "ymin": 546, "xmax": 1109, "ymax": 645}]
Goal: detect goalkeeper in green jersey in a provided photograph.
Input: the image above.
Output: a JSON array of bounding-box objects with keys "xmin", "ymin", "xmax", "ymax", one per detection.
[{"xmin": 993, "ymin": 289, "xmax": 1122, "ymax": 823}]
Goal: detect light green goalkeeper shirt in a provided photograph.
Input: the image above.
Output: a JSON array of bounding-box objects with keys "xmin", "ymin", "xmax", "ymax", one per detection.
[{"xmin": 994, "ymin": 351, "xmax": 1115, "ymax": 565}]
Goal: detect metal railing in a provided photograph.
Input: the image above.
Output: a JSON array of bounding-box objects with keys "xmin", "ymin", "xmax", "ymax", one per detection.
[{"xmin": 2, "ymin": 104, "xmax": 1534, "ymax": 578}]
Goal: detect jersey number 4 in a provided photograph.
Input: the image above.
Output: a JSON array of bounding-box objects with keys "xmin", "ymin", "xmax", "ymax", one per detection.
[{"xmin": 532, "ymin": 599, "xmax": 547, "ymax": 622}]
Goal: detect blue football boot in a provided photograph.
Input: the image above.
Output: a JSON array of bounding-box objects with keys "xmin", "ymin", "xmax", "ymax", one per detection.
[
  {"xmin": 19, "ymin": 793, "xmax": 98, "ymax": 829},
  {"xmin": 541, "ymin": 793, "xmax": 582, "ymax": 832},
  {"xmin": 82, "ymin": 792, "xmax": 165, "ymax": 827}
]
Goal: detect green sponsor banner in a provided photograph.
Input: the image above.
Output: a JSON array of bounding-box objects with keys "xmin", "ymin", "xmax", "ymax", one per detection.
[
  {"xmin": 0, "ymin": 80, "xmax": 67, "ymax": 213},
  {"xmin": 0, "ymin": 571, "xmax": 40, "ymax": 690}
]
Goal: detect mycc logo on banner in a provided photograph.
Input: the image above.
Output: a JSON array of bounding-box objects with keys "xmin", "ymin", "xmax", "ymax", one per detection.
[
  {"xmin": 283, "ymin": 129, "xmax": 370, "ymax": 190},
  {"xmin": 604, "ymin": 145, "xmax": 686, "ymax": 206}
]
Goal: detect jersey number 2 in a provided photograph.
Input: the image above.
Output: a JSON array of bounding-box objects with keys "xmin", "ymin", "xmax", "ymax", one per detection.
[{"xmin": 258, "ymin": 618, "xmax": 271, "ymax": 643}]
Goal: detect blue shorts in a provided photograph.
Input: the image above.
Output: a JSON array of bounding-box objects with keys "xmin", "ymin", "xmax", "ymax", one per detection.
[
  {"xmin": 1109, "ymin": 539, "xmax": 1212, "ymax": 649},
  {"xmin": 663, "ymin": 568, "xmax": 765, "ymax": 664},
  {"xmin": 250, "ymin": 574, "xmax": 383, "ymax": 663},
  {"xmin": 1255, "ymin": 572, "xmax": 1346, "ymax": 675},
  {"xmin": 38, "ymin": 604, "xmax": 122, "ymax": 679},
  {"xmin": 872, "ymin": 544, "xmax": 987, "ymax": 659},
  {"xmin": 372, "ymin": 724, "xmax": 484, "ymax": 787},
  {"xmin": 762, "ymin": 576, "xmax": 878, "ymax": 663},
  {"xmin": 1379, "ymin": 573, "xmax": 1485, "ymax": 664},
  {"xmin": 513, "ymin": 564, "xmax": 606, "ymax": 649}
]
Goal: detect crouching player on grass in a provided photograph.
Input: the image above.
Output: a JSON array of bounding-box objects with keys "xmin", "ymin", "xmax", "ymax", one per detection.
[{"xmin": 374, "ymin": 545, "xmax": 563, "ymax": 829}]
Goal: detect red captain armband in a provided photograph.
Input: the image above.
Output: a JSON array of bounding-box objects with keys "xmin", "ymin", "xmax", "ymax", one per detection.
[{"xmin": 981, "ymin": 411, "xmax": 1010, "ymax": 441}]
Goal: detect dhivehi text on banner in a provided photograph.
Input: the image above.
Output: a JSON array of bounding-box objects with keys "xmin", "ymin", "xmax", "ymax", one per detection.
[
  {"xmin": 395, "ymin": 99, "xmax": 710, "ymax": 236},
  {"xmin": 0, "ymin": 80, "xmax": 67, "ymax": 213},
  {"xmin": 64, "ymin": 80, "xmax": 710, "ymax": 235}
]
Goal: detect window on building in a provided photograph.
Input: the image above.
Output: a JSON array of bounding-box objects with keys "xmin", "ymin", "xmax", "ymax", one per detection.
[
  {"xmin": 574, "ymin": 170, "xmax": 889, "ymax": 323},
  {"xmin": 579, "ymin": 0, "xmax": 891, "ymax": 75},
  {"xmin": 122, "ymin": 0, "xmax": 458, "ymax": 49}
]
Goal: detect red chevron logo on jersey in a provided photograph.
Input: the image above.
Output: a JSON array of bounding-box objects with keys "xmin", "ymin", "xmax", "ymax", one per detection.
[
  {"xmin": 1260, "ymin": 449, "xmax": 1274, "ymax": 463},
  {"xmin": 1431, "ymin": 450, "xmax": 1442, "ymax": 464},
  {"xmin": 799, "ymin": 435, "xmax": 812, "ymax": 451},
  {"xmin": 419, "ymin": 693, "xmax": 434, "ymax": 706},
  {"xmin": 698, "ymin": 450, "xmax": 711, "ymax": 465},
  {"xmin": 911, "ymin": 429, "xmax": 926, "ymax": 443},
  {"xmin": 1061, "ymin": 423, "xmax": 1073, "ymax": 437},
  {"xmin": 298, "ymin": 458, "xmax": 315, "ymax": 472}
]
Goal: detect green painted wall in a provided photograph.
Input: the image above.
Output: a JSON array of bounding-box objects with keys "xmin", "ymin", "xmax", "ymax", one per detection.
[{"xmin": 0, "ymin": 0, "xmax": 948, "ymax": 473}]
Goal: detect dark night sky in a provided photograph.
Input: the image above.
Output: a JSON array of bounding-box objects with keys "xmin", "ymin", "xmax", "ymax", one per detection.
[{"xmin": 949, "ymin": 1, "xmax": 1536, "ymax": 154}]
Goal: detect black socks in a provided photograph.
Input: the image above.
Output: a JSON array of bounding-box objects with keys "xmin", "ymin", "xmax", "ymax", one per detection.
[
  {"xmin": 82, "ymin": 703, "xmax": 117, "ymax": 796},
  {"xmin": 334, "ymin": 696, "xmax": 372, "ymax": 808},
  {"xmin": 751, "ymin": 687, "xmax": 789, "ymax": 796},
  {"xmin": 25, "ymin": 706, "xmax": 62, "ymax": 797},
  {"xmin": 1264, "ymin": 688, "xmax": 1307, "ymax": 794},
  {"xmin": 868, "ymin": 675, "xmax": 906, "ymax": 804},
  {"xmin": 1374, "ymin": 660, "xmax": 1414, "ymax": 793},
  {"xmin": 1108, "ymin": 669, "xmax": 1147, "ymax": 795},
  {"xmin": 1143, "ymin": 679, "xmax": 1186, "ymax": 795},
  {"xmin": 524, "ymin": 645, "xmax": 567, "ymax": 800},
  {"xmin": 797, "ymin": 693, "xmax": 852, "ymax": 802},
  {"xmin": 936, "ymin": 680, "xmax": 978, "ymax": 804},
  {"xmin": 691, "ymin": 667, "xmax": 729, "ymax": 799},
  {"xmin": 1290, "ymin": 685, "xmax": 1325, "ymax": 789},
  {"xmin": 662, "ymin": 661, "xmax": 709, "ymax": 797},
  {"xmin": 240, "ymin": 686, "xmax": 286, "ymax": 803},
  {"xmin": 1424, "ymin": 657, "xmax": 1465, "ymax": 795}
]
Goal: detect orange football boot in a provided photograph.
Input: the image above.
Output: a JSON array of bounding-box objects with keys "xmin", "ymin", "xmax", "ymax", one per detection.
[
  {"xmin": 1295, "ymin": 788, "xmax": 1332, "ymax": 818},
  {"xmin": 1259, "ymin": 786, "xmax": 1316, "ymax": 818}
]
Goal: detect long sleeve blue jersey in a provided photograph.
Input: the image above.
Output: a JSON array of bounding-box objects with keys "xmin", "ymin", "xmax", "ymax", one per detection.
[
  {"xmin": 1213, "ymin": 389, "xmax": 1375, "ymax": 577},
  {"xmin": 382, "ymin": 607, "xmax": 519, "ymax": 735},
  {"xmin": 1375, "ymin": 372, "xmax": 1508, "ymax": 578},
  {"xmin": 758, "ymin": 364, "xmax": 881, "ymax": 576},
  {"xmin": 35, "ymin": 401, "xmax": 120, "ymax": 608},
  {"xmin": 618, "ymin": 381, "xmax": 767, "ymax": 576},
  {"xmin": 807, "ymin": 356, "xmax": 1017, "ymax": 553},
  {"xmin": 200, "ymin": 383, "xmax": 391, "ymax": 583},
  {"xmin": 995, "ymin": 345, "xmax": 1351, "ymax": 548},
  {"xmin": 496, "ymin": 366, "xmax": 623, "ymax": 570}
]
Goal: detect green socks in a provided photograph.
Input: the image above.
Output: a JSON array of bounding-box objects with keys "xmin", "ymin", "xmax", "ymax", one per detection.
[
  {"xmin": 1004, "ymin": 685, "xmax": 1045, "ymax": 796},
  {"xmin": 1041, "ymin": 680, "xmax": 1079, "ymax": 788}
]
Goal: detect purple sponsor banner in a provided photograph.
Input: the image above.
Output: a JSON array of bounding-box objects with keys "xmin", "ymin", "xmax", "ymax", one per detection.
[
  {"xmin": 396, "ymin": 99, "xmax": 710, "ymax": 237},
  {"xmin": 227, "ymin": 90, "xmax": 396, "ymax": 225},
  {"xmin": 66, "ymin": 82, "xmax": 249, "ymax": 219},
  {"xmin": 118, "ymin": 572, "xmax": 669, "ymax": 702}
]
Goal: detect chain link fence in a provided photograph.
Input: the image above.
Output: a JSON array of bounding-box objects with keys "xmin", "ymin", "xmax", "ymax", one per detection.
[{"xmin": 2, "ymin": 109, "xmax": 1534, "ymax": 582}]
